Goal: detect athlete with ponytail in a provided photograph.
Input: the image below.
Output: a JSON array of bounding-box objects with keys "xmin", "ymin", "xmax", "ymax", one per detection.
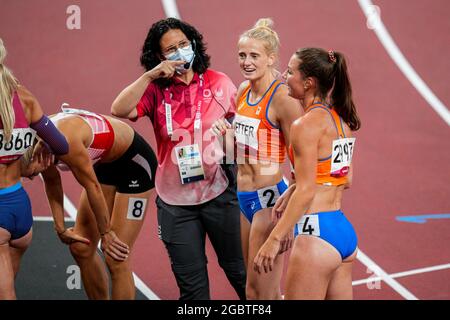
[{"xmin": 254, "ymin": 48, "xmax": 361, "ymax": 299}]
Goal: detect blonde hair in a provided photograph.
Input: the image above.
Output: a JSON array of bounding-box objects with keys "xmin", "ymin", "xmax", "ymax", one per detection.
[
  {"xmin": 0, "ymin": 38, "xmax": 18, "ymax": 143},
  {"xmin": 239, "ymin": 18, "xmax": 280, "ymax": 57}
]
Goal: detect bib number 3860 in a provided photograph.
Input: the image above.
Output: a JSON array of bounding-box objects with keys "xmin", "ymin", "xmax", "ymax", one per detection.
[{"xmin": 0, "ymin": 129, "xmax": 34, "ymax": 156}]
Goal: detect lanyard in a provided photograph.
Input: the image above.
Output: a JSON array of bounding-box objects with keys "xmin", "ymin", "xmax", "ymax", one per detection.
[{"xmin": 163, "ymin": 74, "xmax": 205, "ymax": 137}]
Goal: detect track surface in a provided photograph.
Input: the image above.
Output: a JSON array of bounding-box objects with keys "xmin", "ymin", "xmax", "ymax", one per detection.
[{"xmin": 1, "ymin": 0, "xmax": 449, "ymax": 299}]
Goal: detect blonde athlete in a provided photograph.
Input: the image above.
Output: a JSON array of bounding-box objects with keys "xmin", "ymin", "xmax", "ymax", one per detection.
[
  {"xmin": 212, "ymin": 18, "xmax": 302, "ymax": 300},
  {"xmin": 0, "ymin": 38, "xmax": 69, "ymax": 299}
]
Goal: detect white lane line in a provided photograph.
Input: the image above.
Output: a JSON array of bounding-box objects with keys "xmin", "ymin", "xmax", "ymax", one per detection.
[
  {"xmin": 161, "ymin": 0, "xmax": 181, "ymax": 18},
  {"xmin": 33, "ymin": 216, "xmax": 74, "ymax": 222},
  {"xmin": 357, "ymin": 250, "xmax": 418, "ymax": 300},
  {"xmin": 63, "ymin": 193, "xmax": 160, "ymax": 300},
  {"xmin": 37, "ymin": 174, "xmax": 160, "ymax": 299},
  {"xmin": 358, "ymin": 0, "xmax": 450, "ymax": 126},
  {"xmin": 353, "ymin": 262, "xmax": 450, "ymax": 286}
]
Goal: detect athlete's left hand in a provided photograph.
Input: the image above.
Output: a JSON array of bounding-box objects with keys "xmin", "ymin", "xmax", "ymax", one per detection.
[
  {"xmin": 253, "ymin": 237, "xmax": 280, "ymax": 274},
  {"xmin": 32, "ymin": 139, "xmax": 54, "ymax": 169},
  {"xmin": 101, "ymin": 230, "xmax": 130, "ymax": 261},
  {"xmin": 278, "ymin": 229, "xmax": 293, "ymax": 254},
  {"xmin": 272, "ymin": 184, "xmax": 296, "ymax": 223}
]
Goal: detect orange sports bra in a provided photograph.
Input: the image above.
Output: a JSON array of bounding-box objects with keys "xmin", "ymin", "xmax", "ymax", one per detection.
[
  {"xmin": 234, "ymin": 79, "xmax": 286, "ymax": 163},
  {"xmin": 289, "ymin": 103, "xmax": 355, "ymax": 186}
]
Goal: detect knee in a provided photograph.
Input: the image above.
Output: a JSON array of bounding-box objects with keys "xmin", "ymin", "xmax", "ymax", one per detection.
[
  {"xmin": 245, "ymin": 283, "xmax": 260, "ymax": 300},
  {"xmin": 69, "ymin": 241, "xmax": 96, "ymax": 260},
  {"xmin": 245, "ymin": 281, "xmax": 278, "ymax": 300},
  {"xmin": 104, "ymin": 253, "xmax": 130, "ymax": 276}
]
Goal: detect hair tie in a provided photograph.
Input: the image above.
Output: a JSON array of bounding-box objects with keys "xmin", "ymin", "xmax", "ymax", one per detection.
[{"xmin": 328, "ymin": 50, "xmax": 336, "ymax": 63}]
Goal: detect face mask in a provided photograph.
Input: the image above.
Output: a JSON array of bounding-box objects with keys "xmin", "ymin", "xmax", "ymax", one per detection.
[{"xmin": 165, "ymin": 44, "xmax": 195, "ymax": 74}]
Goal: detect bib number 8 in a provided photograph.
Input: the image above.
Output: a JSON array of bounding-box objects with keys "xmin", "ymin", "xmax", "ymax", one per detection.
[{"xmin": 127, "ymin": 198, "xmax": 147, "ymax": 221}]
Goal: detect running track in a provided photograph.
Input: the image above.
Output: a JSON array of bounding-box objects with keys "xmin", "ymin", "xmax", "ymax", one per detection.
[{"xmin": 0, "ymin": 0, "xmax": 449, "ymax": 299}]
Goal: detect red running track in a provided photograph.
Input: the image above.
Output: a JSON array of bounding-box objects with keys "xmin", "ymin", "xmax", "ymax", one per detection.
[{"xmin": 1, "ymin": 0, "xmax": 449, "ymax": 299}]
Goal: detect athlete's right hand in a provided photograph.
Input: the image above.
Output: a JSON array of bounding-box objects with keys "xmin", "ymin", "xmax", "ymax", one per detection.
[
  {"xmin": 278, "ymin": 229, "xmax": 293, "ymax": 254},
  {"xmin": 210, "ymin": 118, "xmax": 232, "ymax": 137},
  {"xmin": 147, "ymin": 60, "xmax": 186, "ymax": 80},
  {"xmin": 100, "ymin": 230, "xmax": 130, "ymax": 261},
  {"xmin": 32, "ymin": 140, "xmax": 54, "ymax": 169},
  {"xmin": 272, "ymin": 184, "xmax": 296, "ymax": 223},
  {"xmin": 57, "ymin": 227, "xmax": 90, "ymax": 245}
]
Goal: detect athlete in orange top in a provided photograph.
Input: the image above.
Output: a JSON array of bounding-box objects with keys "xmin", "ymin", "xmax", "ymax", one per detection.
[
  {"xmin": 254, "ymin": 47, "xmax": 361, "ymax": 300},
  {"xmin": 212, "ymin": 18, "xmax": 302, "ymax": 300}
]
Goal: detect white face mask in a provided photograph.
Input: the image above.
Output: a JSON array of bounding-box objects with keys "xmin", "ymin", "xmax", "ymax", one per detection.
[{"xmin": 165, "ymin": 44, "xmax": 195, "ymax": 74}]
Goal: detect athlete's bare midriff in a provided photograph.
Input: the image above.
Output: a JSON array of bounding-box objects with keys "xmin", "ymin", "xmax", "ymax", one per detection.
[
  {"xmin": 101, "ymin": 116, "xmax": 134, "ymax": 162},
  {"xmin": 237, "ymin": 161, "xmax": 283, "ymax": 192},
  {"xmin": 306, "ymin": 184, "xmax": 345, "ymax": 214},
  {"xmin": 0, "ymin": 161, "xmax": 21, "ymax": 188}
]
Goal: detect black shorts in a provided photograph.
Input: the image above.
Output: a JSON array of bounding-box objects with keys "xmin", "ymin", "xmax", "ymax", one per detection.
[{"xmin": 94, "ymin": 131, "xmax": 157, "ymax": 194}]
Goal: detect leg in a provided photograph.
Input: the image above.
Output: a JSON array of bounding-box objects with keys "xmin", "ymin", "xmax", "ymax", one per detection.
[
  {"xmin": 246, "ymin": 208, "xmax": 285, "ymax": 300},
  {"xmin": 9, "ymin": 229, "xmax": 33, "ymax": 278},
  {"xmin": 105, "ymin": 189, "xmax": 155, "ymax": 300},
  {"xmin": 284, "ymin": 235, "xmax": 341, "ymax": 299},
  {"xmin": 69, "ymin": 188, "xmax": 111, "ymax": 300},
  {"xmin": 156, "ymin": 197, "xmax": 209, "ymax": 300},
  {"xmin": 201, "ymin": 188, "xmax": 246, "ymax": 300},
  {"xmin": 240, "ymin": 214, "xmax": 250, "ymax": 270},
  {"xmin": 0, "ymin": 227, "xmax": 15, "ymax": 299},
  {"xmin": 326, "ymin": 249, "xmax": 357, "ymax": 300}
]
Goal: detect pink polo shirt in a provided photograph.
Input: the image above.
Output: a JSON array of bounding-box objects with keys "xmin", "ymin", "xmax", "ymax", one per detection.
[{"xmin": 134, "ymin": 69, "xmax": 237, "ymax": 205}]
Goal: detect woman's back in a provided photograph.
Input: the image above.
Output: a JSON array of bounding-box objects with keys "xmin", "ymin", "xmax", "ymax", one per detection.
[{"xmin": 0, "ymin": 86, "xmax": 37, "ymax": 187}]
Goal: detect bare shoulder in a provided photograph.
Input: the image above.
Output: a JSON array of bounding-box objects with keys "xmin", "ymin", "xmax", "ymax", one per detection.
[
  {"xmin": 16, "ymin": 85, "xmax": 36, "ymax": 107},
  {"xmin": 16, "ymin": 85, "xmax": 43, "ymax": 122},
  {"xmin": 290, "ymin": 110, "xmax": 326, "ymax": 142},
  {"xmin": 271, "ymin": 84, "xmax": 300, "ymax": 110},
  {"xmin": 236, "ymin": 80, "xmax": 250, "ymax": 100}
]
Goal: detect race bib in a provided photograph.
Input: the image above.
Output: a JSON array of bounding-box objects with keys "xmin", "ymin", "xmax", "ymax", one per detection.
[
  {"xmin": 234, "ymin": 114, "xmax": 260, "ymax": 151},
  {"xmin": 330, "ymin": 137, "xmax": 356, "ymax": 177},
  {"xmin": 127, "ymin": 198, "xmax": 147, "ymax": 221},
  {"xmin": 175, "ymin": 144, "xmax": 205, "ymax": 184},
  {"xmin": 257, "ymin": 184, "xmax": 281, "ymax": 208},
  {"xmin": 296, "ymin": 214, "xmax": 320, "ymax": 236},
  {"xmin": 0, "ymin": 128, "xmax": 36, "ymax": 157}
]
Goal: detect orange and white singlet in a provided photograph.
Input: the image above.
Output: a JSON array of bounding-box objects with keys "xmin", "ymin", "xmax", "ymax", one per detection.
[
  {"xmin": 289, "ymin": 103, "xmax": 355, "ymax": 186},
  {"xmin": 234, "ymin": 80, "xmax": 286, "ymax": 163}
]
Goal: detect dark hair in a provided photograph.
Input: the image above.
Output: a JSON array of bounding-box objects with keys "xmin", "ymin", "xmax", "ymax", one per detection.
[
  {"xmin": 295, "ymin": 48, "xmax": 361, "ymax": 131},
  {"xmin": 140, "ymin": 18, "xmax": 211, "ymax": 87}
]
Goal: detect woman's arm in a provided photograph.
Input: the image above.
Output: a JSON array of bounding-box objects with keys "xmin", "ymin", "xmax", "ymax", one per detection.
[
  {"xmin": 17, "ymin": 85, "xmax": 69, "ymax": 155},
  {"xmin": 59, "ymin": 136, "xmax": 129, "ymax": 260},
  {"xmin": 210, "ymin": 81, "xmax": 248, "ymax": 158},
  {"xmin": 273, "ymin": 85, "xmax": 303, "ymax": 153},
  {"xmin": 41, "ymin": 165, "xmax": 66, "ymax": 234},
  {"xmin": 111, "ymin": 60, "xmax": 186, "ymax": 119},
  {"xmin": 41, "ymin": 165, "xmax": 90, "ymax": 244},
  {"xmin": 254, "ymin": 113, "xmax": 324, "ymax": 273}
]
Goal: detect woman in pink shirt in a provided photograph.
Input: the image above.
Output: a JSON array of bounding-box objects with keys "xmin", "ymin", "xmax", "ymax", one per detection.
[{"xmin": 111, "ymin": 18, "xmax": 246, "ymax": 300}]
